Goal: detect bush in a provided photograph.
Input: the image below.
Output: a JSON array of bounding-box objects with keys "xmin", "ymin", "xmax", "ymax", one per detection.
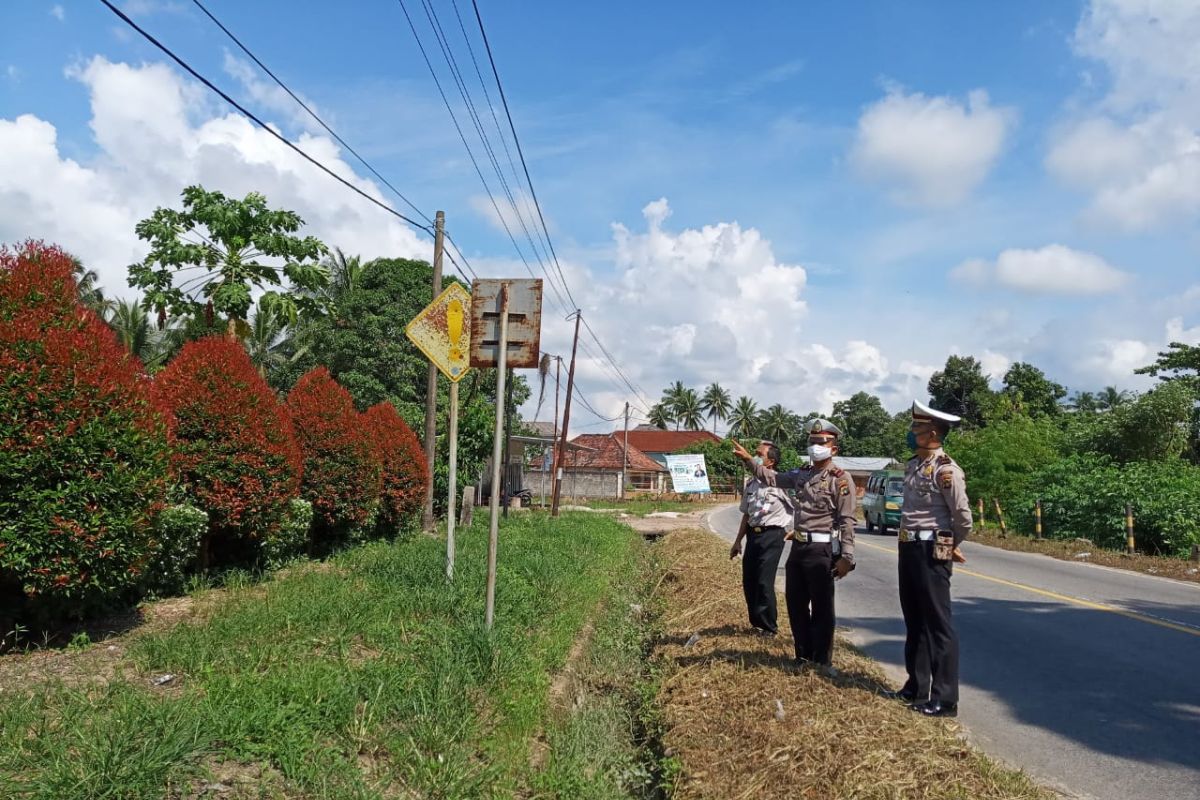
[
  {"xmin": 364, "ymin": 402, "xmax": 428, "ymax": 536},
  {"xmin": 946, "ymin": 412, "xmax": 1063, "ymax": 514},
  {"xmin": 152, "ymin": 337, "xmax": 302, "ymax": 568},
  {"xmin": 0, "ymin": 241, "xmax": 169, "ymax": 618},
  {"xmin": 260, "ymin": 498, "xmax": 313, "ymax": 569},
  {"xmin": 1011, "ymin": 454, "xmax": 1200, "ymax": 556},
  {"xmin": 141, "ymin": 504, "xmax": 206, "ymax": 597},
  {"xmin": 287, "ymin": 367, "xmax": 381, "ymax": 546}
]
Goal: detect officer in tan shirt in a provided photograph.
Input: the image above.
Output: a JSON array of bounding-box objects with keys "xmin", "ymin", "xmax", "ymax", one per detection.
[
  {"xmin": 886, "ymin": 400, "xmax": 971, "ymax": 718},
  {"xmin": 733, "ymin": 419, "xmax": 856, "ymax": 666},
  {"xmin": 729, "ymin": 440, "xmax": 793, "ymax": 636}
]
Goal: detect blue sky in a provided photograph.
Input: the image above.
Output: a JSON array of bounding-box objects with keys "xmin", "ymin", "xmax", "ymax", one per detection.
[{"xmin": 2, "ymin": 0, "xmax": 1198, "ymax": 429}]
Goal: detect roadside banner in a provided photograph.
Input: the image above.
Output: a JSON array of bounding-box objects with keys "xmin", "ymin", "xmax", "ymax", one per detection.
[{"xmin": 665, "ymin": 454, "xmax": 712, "ymax": 494}]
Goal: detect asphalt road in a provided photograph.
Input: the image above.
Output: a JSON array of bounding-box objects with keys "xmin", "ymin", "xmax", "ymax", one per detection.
[{"xmin": 707, "ymin": 504, "xmax": 1200, "ymax": 800}]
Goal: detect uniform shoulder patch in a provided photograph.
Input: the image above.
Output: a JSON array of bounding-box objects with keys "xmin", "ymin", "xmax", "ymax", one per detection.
[
  {"xmin": 940, "ymin": 472, "xmax": 954, "ymax": 489},
  {"xmin": 936, "ymin": 454, "xmax": 952, "ymax": 466},
  {"xmin": 831, "ymin": 467, "xmax": 845, "ymax": 477}
]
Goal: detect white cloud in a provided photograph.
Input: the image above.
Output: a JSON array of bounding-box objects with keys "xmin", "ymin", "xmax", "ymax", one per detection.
[
  {"xmin": 951, "ymin": 244, "xmax": 1130, "ymax": 295},
  {"xmin": 5, "ymin": 66, "xmax": 19, "ymax": 83},
  {"xmin": 221, "ymin": 53, "xmax": 327, "ymax": 135},
  {"xmin": 1046, "ymin": 0, "xmax": 1200, "ymax": 230},
  {"xmin": 0, "ymin": 56, "xmax": 427, "ymax": 299},
  {"xmin": 851, "ymin": 87, "xmax": 1014, "ymax": 207},
  {"xmin": 50, "ymin": 5, "xmax": 65, "ymax": 22}
]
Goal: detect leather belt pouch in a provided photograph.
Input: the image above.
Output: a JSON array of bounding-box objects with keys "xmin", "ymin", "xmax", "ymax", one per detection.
[{"xmin": 933, "ymin": 532, "xmax": 954, "ymax": 562}]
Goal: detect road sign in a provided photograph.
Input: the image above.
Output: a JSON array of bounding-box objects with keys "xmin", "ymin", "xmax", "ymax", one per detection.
[
  {"xmin": 405, "ymin": 282, "xmax": 472, "ymax": 382},
  {"xmin": 469, "ymin": 279, "xmax": 543, "ymax": 369}
]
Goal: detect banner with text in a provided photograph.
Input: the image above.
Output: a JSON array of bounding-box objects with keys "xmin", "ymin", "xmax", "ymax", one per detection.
[{"xmin": 664, "ymin": 454, "xmax": 712, "ymax": 494}]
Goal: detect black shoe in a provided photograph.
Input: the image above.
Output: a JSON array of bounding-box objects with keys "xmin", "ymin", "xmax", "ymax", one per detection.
[
  {"xmin": 913, "ymin": 700, "xmax": 958, "ymax": 718},
  {"xmin": 884, "ymin": 688, "xmax": 918, "ymax": 703},
  {"xmin": 751, "ymin": 627, "xmax": 777, "ymax": 638}
]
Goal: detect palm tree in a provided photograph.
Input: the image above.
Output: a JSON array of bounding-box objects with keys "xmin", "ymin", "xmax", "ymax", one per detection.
[
  {"xmin": 72, "ymin": 259, "xmax": 113, "ymax": 317},
  {"xmin": 700, "ymin": 383, "xmax": 732, "ymax": 433},
  {"xmin": 1066, "ymin": 390, "xmax": 1099, "ymax": 413},
  {"xmin": 1098, "ymin": 385, "xmax": 1132, "ymax": 411},
  {"xmin": 728, "ymin": 396, "xmax": 759, "ymax": 437},
  {"xmin": 759, "ymin": 404, "xmax": 795, "ymax": 444},
  {"xmin": 647, "ymin": 402, "xmax": 674, "ymax": 430},
  {"xmin": 243, "ymin": 305, "xmax": 290, "ymax": 378},
  {"xmin": 322, "ymin": 247, "xmax": 363, "ymax": 303},
  {"xmin": 674, "ymin": 388, "xmax": 704, "ymax": 431}
]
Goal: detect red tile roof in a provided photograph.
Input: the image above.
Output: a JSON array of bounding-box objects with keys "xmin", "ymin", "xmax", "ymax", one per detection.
[
  {"xmin": 613, "ymin": 429, "xmax": 721, "ymax": 454},
  {"xmin": 566, "ymin": 434, "xmax": 665, "ymax": 472}
]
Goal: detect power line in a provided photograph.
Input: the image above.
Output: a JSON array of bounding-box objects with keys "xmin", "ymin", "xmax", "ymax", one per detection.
[
  {"xmin": 186, "ymin": 0, "xmax": 477, "ymax": 283},
  {"xmin": 394, "ymin": 0, "xmax": 573, "ymax": 315},
  {"xmin": 579, "ymin": 317, "xmax": 654, "ymax": 410},
  {"xmin": 470, "ymin": 0, "xmax": 577, "ymax": 310},
  {"xmin": 98, "ymin": 0, "xmax": 433, "ymax": 236}
]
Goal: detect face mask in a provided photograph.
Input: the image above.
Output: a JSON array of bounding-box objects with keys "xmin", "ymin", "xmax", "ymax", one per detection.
[
  {"xmin": 751, "ymin": 456, "xmax": 764, "ymax": 467},
  {"xmin": 906, "ymin": 430, "xmax": 918, "ymax": 450},
  {"xmin": 807, "ymin": 444, "xmax": 833, "ymax": 462}
]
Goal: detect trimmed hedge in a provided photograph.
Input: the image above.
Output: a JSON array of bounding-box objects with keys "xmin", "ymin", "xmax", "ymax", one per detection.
[
  {"xmin": 0, "ymin": 241, "xmax": 169, "ymax": 617},
  {"xmin": 287, "ymin": 367, "xmax": 381, "ymax": 546},
  {"xmin": 152, "ymin": 337, "xmax": 302, "ymax": 567},
  {"xmin": 364, "ymin": 401, "xmax": 427, "ymax": 536}
]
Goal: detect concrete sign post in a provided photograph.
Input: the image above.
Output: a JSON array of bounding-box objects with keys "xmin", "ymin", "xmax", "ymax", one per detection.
[{"xmin": 405, "ymin": 282, "xmax": 472, "ymax": 580}]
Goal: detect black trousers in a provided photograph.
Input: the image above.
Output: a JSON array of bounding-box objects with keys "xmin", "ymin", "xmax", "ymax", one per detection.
[
  {"xmin": 785, "ymin": 540, "xmax": 835, "ymax": 665},
  {"xmin": 741, "ymin": 526, "xmax": 786, "ymax": 634},
  {"xmin": 898, "ymin": 541, "xmax": 959, "ymax": 704}
]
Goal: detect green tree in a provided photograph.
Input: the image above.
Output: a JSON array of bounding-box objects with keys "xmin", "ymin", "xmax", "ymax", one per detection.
[
  {"xmin": 674, "ymin": 387, "xmax": 704, "ymax": 430},
  {"xmin": 1137, "ymin": 341, "xmax": 1200, "ymax": 461},
  {"xmin": 700, "ymin": 382, "xmax": 732, "ymax": 432},
  {"xmin": 243, "ymin": 305, "xmax": 291, "ymax": 378},
  {"xmin": 1066, "ymin": 390, "xmax": 1101, "ymax": 413},
  {"xmin": 647, "ymin": 402, "xmax": 674, "ymax": 430},
  {"xmin": 927, "ymin": 355, "xmax": 995, "ymax": 427},
  {"xmin": 758, "ymin": 403, "xmax": 795, "ymax": 444},
  {"xmin": 728, "ymin": 395, "xmax": 759, "ymax": 437},
  {"xmin": 1069, "ymin": 381, "xmax": 1194, "ymax": 463},
  {"xmin": 1001, "ymin": 362, "xmax": 1066, "ymax": 418},
  {"xmin": 106, "ymin": 298, "xmax": 171, "ymax": 370},
  {"xmin": 831, "ymin": 391, "xmax": 892, "ymax": 455},
  {"xmin": 947, "ymin": 412, "xmax": 1063, "ymax": 514},
  {"xmin": 1097, "ymin": 385, "xmax": 1133, "ymax": 411},
  {"xmin": 130, "ymin": 185, "xmax": 329, "ymax": 338}
]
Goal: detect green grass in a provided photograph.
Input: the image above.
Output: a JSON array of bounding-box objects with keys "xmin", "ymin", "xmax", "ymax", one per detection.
[
  {"xmin": 529, "ymin": 540, "xmax": 671, "ymax": 800},
  {"xmin": 0, "ymin": 512, "xmax": 640, "ymax": 799}
]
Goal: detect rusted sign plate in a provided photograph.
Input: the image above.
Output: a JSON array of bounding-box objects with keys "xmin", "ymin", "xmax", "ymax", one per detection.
[
  {"xmin": 405, "ymin": 282, "xmax": 472, "ymax": 382},
  {"xmin": 469, "ymin": 278, "xmax": 543, "ymax": 369}
]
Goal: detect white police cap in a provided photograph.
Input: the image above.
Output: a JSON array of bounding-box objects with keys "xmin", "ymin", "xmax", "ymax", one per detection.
[
  {"xmin": 911, "ymin": 400, "xmax": 961, "ymax": 426},
  {"xmin": 804, "ymin": 418, "xmax": 843, "ymax": 437}
]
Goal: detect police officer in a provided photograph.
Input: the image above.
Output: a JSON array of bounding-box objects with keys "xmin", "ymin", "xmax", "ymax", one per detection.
[
  {"xmin": 729, "ymin": 440, "xmax": 792, "ymax": 636},
  {"xmin": 887, "ymin": 400, "xmax": 971, "ymax": 717},
  {"xmin": 733, "ymin": 419, "xmax": 856, "ymax": 666}
]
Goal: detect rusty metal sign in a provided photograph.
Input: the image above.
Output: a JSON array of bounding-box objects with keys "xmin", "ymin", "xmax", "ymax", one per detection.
[
  {"xmin": 405, "ymin": 282, "xmax": 472, "ymax": 382},
  {"xmin": 469, "ymin": 279, "xmax": 543, "ymax": 369}
]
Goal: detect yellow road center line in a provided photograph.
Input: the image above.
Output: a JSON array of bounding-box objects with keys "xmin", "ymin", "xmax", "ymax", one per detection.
[{"xmin": 856, "ymin": 540, "xmax": 1200, "ymax": 639}]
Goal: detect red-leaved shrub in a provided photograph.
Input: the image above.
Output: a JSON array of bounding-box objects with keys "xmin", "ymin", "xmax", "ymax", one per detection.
[
  {"xmin": 0, "ymin": 241, "xmax": 169, "ymax": 616},
  {"xmin": 287, "ymin": 367, "xmax": 381, "ymax": 542},
  {"xmin": 152, "ymin": 336, "xmax": 302, "ymax": 565},
  {"xmin": 364, "ymin": 401, "xmax": 428, "ymax": 533}
]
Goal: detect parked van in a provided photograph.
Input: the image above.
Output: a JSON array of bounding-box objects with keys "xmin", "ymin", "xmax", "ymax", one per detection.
[{"xmin": 862, "ymin": 469, "xmax": 904, "ymax": 534}]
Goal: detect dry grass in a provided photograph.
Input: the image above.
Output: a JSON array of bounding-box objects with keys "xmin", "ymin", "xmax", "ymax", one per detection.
[
  {"xmin": 972, "ymin": 527, "xmax": 1200, "ymax": 584},
  {"xmin": 651, "ymin": 528, "xmax": 1058, "ymax": 800}
]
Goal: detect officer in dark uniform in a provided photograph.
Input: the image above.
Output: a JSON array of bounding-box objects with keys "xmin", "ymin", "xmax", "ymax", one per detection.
[
  {"xmin": 729, "ymin": 440, "xmax": 792, "ymax": 636},
  {"xmin": 887, "ymin": 400, "xmax": 971, "ymax": 717},
  {"xmin": 733, "ymin": 419, "xmax": 856, "ymax": 666}
]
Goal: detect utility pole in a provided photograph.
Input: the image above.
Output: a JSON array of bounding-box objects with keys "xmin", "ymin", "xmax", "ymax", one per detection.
[
  {"xmin": 501, "ymin": 367, "xmax": 514, "ymax": 519},
  {"xmin": 421, "ymin": 211, "xmax": 445, "ymax": 532},
  {"xmin": 549, "ymin": 356, "xmax": 561, "ymax": 501},
  {"xmin": 551, "ymin": 312, "xmax": 582, "ymax": 517},
  {"xmin": 621, "ymin": 401, "xmax": 629, "ymax": 500},
  {"xmin": 485, "ymin": 285, "xmax": 512, "ymax": 629}
]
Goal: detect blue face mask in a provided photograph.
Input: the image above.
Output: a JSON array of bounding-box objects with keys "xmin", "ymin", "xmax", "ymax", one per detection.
[{"xmin": 906, "ymin": 430, "xmax": 918, "ymax": 450}]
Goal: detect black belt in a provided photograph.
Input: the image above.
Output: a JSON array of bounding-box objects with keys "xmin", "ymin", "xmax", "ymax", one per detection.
[{"xmin": 750, "ymin": 525, "xmax": 785, "ymax": 533}]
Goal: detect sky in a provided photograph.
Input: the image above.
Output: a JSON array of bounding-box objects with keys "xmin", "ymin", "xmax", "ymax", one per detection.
[{"xmin": 2, "ymin": 0, "xmax": 1199, "ymax": 432}]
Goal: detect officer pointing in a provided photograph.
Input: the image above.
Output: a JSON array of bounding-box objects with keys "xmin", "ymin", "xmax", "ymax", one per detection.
[
  {"xmin": 733, "ymin": 419, "xmax": 856, "ymax": 667},
  {"xmin": 886, "ymin": 400, "xmax": 971, "ymax": 717}
]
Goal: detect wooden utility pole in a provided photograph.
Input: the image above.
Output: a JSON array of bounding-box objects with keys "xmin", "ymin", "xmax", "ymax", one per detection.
[
  {"xmin": 446, "ymin": 378, "xmax": 459, "ymax": 579},
  {"xmin": 551, "ymin": 312, "xmax": 582, "ymax": 517},
  {"xmin": 502, "ymin": 367, "xmax": 514, "ymax": 519},
  {"xmin": 421, "ymin": 211, "xmax": 445, "ymax": 532},
  {"xmin": 621, "ymin": 401, "xmax": 630, "ymax": 500},
  {"xmin": 548, "ymin": 356, "xmax": 561, "ymax": 504}
]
